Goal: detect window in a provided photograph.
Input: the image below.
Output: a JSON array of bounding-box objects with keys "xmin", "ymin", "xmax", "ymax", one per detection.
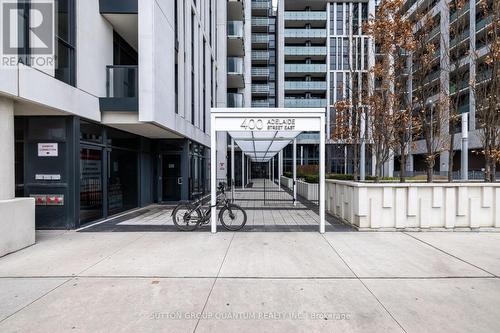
[
  {"xmin": 55, "ymin": 0, "xmax": 76, "ymax": 86},
  {"xmin": 330, "ymin": 38, "xmax": 337, "ymax": 70},
  {"xmin": 337, "ymin": 3, "xmax": 343, "ymax": 35}
]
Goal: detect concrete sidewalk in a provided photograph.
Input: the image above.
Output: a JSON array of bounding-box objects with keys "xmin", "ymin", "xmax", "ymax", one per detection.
[{"xmin": 0, "ymin": 231, "xmax": 499, "ymax": 332}]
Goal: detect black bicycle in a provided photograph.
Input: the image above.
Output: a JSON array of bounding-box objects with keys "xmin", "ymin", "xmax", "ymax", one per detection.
[{"xmin": 172, "ymin": 183, "xmax": 247, "ymax": 231}]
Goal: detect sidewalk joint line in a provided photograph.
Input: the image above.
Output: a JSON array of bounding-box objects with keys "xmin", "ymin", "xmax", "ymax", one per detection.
[
  {"xmin": 402, "ymin": 232, "xmax": 496, "ymax": 277},
  {"xmin": 321, "ymin": 234, "xmax": 408, "ymax": 333},
  {"xmin": 193, "ymin": 232, "xmax": 236, "ymax": 333}
]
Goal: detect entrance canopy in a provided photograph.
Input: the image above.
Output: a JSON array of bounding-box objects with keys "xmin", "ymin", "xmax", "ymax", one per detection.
[
  {"xmin": 210, "ymin": 108, "xmax": 326, "ymax": 233},
  {"xmin": 228, "ymin": 131, "xmax": 300, "ymax": 162}
]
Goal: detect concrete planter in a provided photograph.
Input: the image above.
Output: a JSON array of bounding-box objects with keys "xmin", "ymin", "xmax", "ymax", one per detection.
[
  {"xmin": 297, "ymin": 180, "xmax": 318, "ymax": 201},
  {"xmin": 280, "ymin": 176, "xmax": 293, "ymax": 189},
  {"xmin": 0, "ymin": 198, "xmax": 35, "ymax": 257},
  {"xmin": 326, "ymin": 180, "xmax": 500, "ymax": 231}
]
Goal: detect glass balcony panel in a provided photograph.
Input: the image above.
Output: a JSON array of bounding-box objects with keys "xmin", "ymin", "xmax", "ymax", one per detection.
[
  {"xmin": 252, "ymin": 67, "xmax": 270, "ymax": 76},
  {"xmin": 284, "ymin": 11, "xmax": 327, "ymax": 21},
  {"xmin": 106, "ymin": 65, "xmax": 138, "ymax": 98},
  {"xmin": 252, "ymin": 51, "xmax": 270, "ymax": 60},
  {"xmin": 284, "ymin": 64, "xmax": 327, "ymax": 73},
  {"xmin": 228, "ymin": 93, "xmax": 243, "ymax": 107},
  {"xmin": 284, "ymin": 81, "xmax": 327, "ymax": 90},
  {"xmin": 252, "ymin": 18, "xmax": 269, "ymax": 26},
  {"xmin": 284, "ymin": 98, "xmax": 327, "ymax": 107},
  {"xmin": 284, "ymin": 29, "xmax": 327, "ymax": 38},
  {"xmin": 252, "ymin": 34, "xmax": 270, "ymax": 43},
  {"xmin": 227, "ymin": 21, "xmax": 244, "ymax": 38},
  {"xmin": 284, "ymin": 46, "xmax": 327, "ymax": 56},
  {"xmin": 227, "ymin": 57, "xmax": 244, "ymax": 74}
]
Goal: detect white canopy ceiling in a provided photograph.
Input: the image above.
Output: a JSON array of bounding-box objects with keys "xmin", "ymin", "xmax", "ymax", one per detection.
[{"xmin": 228, "ymin": 131, "xmax": 302, "ymax": 162}]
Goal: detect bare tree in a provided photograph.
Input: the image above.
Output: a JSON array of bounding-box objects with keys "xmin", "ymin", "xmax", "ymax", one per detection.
[
  {"xmin": 472, "ymin": 0, "xmax": 500, "ymax": 182},
  {"xmin": 364, "ymin": 0, "xmax": 417, "ymax": 181},
  {"xmin": 410, "ymin": 1, "xmax": 450, "ymax": 182},
  {"xmin": 442, "ymin": 0, "xmax": 474, "ymax": 182}
]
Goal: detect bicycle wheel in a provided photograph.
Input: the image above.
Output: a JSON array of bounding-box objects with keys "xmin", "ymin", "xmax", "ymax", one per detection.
[
  {"xmin": 219, "ymin": 204, "xmax": 247, "ymax": 231},
  {"xmin": 172, "ymin": 204, "xmax": 202, "ymax": 231}
]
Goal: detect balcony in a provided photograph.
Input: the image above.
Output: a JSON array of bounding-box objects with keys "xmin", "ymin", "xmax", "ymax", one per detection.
[
  {"xmin": 284, "ymin": 98, "xmax": 327, "ymax": 107},
  {"xmin": 284, "ymin": 11, "xmax": 327, "ymax": 21},
  {"xmin": 252, "ymin": 67, "xmax": 270, "ymax": 78},
  {"xmin": 99, "ymin": 65, "xmax": 138, "ymax": 112},
  {"xmin": 284, "ymin": 29, "xmax": 326, "ymax": 40},
  {"xmin": 476, "ymin": 16, "xmax": 492, "ymax": 32},
  {"xmin": 252, "ymin": 0, "xmax": 270, "ymax": 13},
  {"xmin": 284, "ymin": 81, "xmax": 327, "ymax": 91},
  {"xmin": 252, "ymin": 100, "xmax": 271, "ymax": 107},
  {"xmin": 284, "ymin": 46, "xmax": 327, "ymax": 58},
  {"xmin": 252, "ymin": 50, "xmax": 270, "ymax": 63},
  {"xmin": 227, "ymin": 21, "xmax": 244, "ymax": 56},
  {"xmin": 284, "ymin": 64, "xmax": 327, "ymax": 73},
  {"xmin": 252, "ymin": 33, "xmax": 270, "ymax": 45},
  {"xmin": 284, "ymin": 11, "xmax": 327, "ymax": 28},
  {"xmin": 227, "ymin": 57, "xmax": 245, "ymax": 88},
  {"xmin": 228, "ymin": 0, "xmax": 244, "ymax": 21},
  {"xmin": 99, "ymin": 0, "xmax": 137, "ymax": 14},
  {"xmin": 228, "ymin": 93, "xmax": 244, "ymax": 108},
  {"xmin": 252, "ymin": 84, "xmax": 272, "ymax": 95},
  {"xmin": 252, "ymin": 18, "xmax": 269, "ymax": 27}
]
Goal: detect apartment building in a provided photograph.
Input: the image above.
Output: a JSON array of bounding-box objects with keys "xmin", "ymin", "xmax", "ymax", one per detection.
[
  {"xmin": 400, "ymin": 0, "xmax": 496, "ymax": 176},
  {"xmin": 0, "ymin": 0, "xmax": 224, "ymax": 229}
]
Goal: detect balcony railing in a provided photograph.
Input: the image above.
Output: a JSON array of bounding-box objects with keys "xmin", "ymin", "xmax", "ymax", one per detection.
[
  {"xmin": 252, "ymin": 18, "xmax": 269, "ymax": 26},
  {"xmin": 252, "ymin": 100, "xmax": 270, "ymax": 107},
  {"xmin": 285, "ymin": 64, "xmax": 327, "ymax": 73},
  {"xmin": 284, "ymin": 81, "xmax": 327, "ymax": 90},
  {"xmin": 476, "ymin": 16, "xmax": 492, "ymax": 32},
  {"xmin": 227, "ymin": 57, "xmax": 244, "ymax": 74},
  {"xmin": 227, "ymin": 21, "xmax": 244, "ymax": 38},
  {"xmin": 284, "ymin": 98, "xmax": 327, "ymax": 107},
  {"xmin": 106, "ymin": 65, "xmax": 137, "ymax": 98},
  {"xmin": 284, "ymin": 11, "xmax": 327, "ymax": 21},
  {"xmin": 228, "ymin": 93, "xmax": 243, "ymax": 107},
  {"xmin": 284, "ymin": 29, "xmax": 327, "ymax": 38},
  {"xmin": 284, "ymin": 46, "xmax": 327, "ymax": 56},
  {"xmin": 252, "ymin": 84, "xmax": 271, "ymax": 93},
  {"xmin": 252, "ymin": 0, "xmax": 270, "ymax": 10},
  {"xmin": 252, "ymin": 51, "xmax": 270, "ymax": 61},
  {"xmin": 252, "ymin": 67, "xmax": 270, "ymax": 77},
  {"xmin": 252, "ymin": 34, "xmax": 270, "ymax": 43}
]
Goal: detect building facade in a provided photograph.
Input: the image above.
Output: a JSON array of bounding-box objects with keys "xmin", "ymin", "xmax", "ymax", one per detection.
[
  {"xmin": 0, "ymin": 0, "xmax": 224, "ymax": 229},
  {"xmin": 400, "ymin": 0, "xmax": 497, "ymax": 177}
]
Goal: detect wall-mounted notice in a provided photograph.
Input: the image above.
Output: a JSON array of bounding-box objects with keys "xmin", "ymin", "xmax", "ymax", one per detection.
[{"xmin": 38, "ymin": 143, "xmax": 58, "ymax": 157}]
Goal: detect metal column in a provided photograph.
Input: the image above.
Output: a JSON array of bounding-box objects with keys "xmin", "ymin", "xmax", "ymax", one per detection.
[
  {"xmin": 231, "ymin": 138, "xmax": 235, "ymax": 201},
  {"xmin": 293, "ymin": 139, "xmax": 297, "ymax": 205},
  {"xmin": 242, "ymin": 153, "xmax": 245, "ymax": 189},
  {"xmin": 461, "ymin": 113, "xmax": 469, "ymax": 180}
]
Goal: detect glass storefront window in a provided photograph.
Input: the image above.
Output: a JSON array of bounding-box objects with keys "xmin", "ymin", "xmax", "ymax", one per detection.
[
  {"xmin": 80, "ymin": 121, "xmax": 103, "ymax": 144},
  {"xmin": 80, "ymin": 148, "xmax": 103, "ymax": 224}
]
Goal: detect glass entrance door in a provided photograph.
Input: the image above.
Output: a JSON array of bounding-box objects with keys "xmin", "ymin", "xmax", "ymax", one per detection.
[
  {"xmin": 79, "ymin": 147, "xmax": 103, "ymax": 225},
  {"xmin": 162, "ymin": 154, "xmax": 181, "ymax": 201}
]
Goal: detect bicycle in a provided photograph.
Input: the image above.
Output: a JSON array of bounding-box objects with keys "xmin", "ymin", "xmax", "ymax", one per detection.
[{"xmin": 172, "ymin": 183, "xmax": 247, "ymax": 231}]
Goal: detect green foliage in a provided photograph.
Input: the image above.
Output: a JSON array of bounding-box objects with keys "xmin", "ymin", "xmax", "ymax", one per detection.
[{"xmin": 304, "ymin": 175, "xmax": 319, "ymax": 183}]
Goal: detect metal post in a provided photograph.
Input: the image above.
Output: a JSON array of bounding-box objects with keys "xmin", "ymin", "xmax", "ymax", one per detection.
[
  {"xmin": 461, "ymin": 112, "xmax": 469, "ymax": 181},
  {"xmin": 360, "ymin": 109, "xmax": 366, "ymax": 181},
  {"xmin": 210, "ymin": 118, "xmax": 217, "ymax": 233},
  {"xmin": 293, "ymin": 138, "xmax": 297, "ymax": 205},
  {"xmin": 242, "ymin": 153, "xmax": 245, "ymax": 189},
  {"xmin": 300, "ymin": 145, "xmax": 304, "ymax": 165},
  {"xmin": 272, "ymin": 157, "xmax": 275, "ymax": 183},
  {"xmin": 231, "ymin": 138, "xmax": 235, "ymax": 201},
  {"xmin": 319, "ymin": 115, "xmax": 326, "ymax": 234}
]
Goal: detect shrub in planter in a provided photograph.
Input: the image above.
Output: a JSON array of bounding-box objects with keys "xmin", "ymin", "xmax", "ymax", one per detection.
[
  {"xmin": 283, "ymin": 171, "xmax": 292, "ymax": 178},
  {"xmin": 326, "ymin": 173, "xmax": 354, "ymax": 180},
  {"xmin": 304, "ymin": 175, "xmax": 319, "ymax": 183},
  {"xmin": 297, "ymin": 165, "xmax": 319, "ymax": 178}
]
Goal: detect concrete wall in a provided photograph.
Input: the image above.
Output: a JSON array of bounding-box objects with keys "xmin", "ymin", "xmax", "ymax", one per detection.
[
  {"xmin": 297, "ymin": 180, "xmax": 318, "ymax": 201},
  {"xmin": 326, "ymin": 180, "xmax": 500, "ymax": 231},
  {"xmin": 0, "ymin": 198, "xmax": 35, "ymax": 257}
]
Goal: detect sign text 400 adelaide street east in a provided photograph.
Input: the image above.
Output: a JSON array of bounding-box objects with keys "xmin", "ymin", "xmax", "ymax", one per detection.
[{"xmin": 240, "ymin": 118, "xmax": 296, "ymax": 131}]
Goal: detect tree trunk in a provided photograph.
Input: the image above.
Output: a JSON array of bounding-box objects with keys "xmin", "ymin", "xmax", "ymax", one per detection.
[
  {"xmin": 484, "ymin": 154, "xmax": 491, "ymax": 182},
  {"xmin": 491, "ymin": 159, "xmax": 497, "ymax": 182},
  {"xmin": 399, "ymin": 144, "xmax": 406, "ymax": 183},
  {"xmin": 353, "ymin": 143, "xmax": 359, "ymax": 182},
  {"xmin": 448, "ymin": 134, "xmax": 455, "ymax": 182},
  {"xmin": 426, "ymin": 156, "xmax": 434, "ymax": 183}
]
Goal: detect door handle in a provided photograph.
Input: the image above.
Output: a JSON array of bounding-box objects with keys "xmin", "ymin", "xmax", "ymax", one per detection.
[{"xmin": 177, "ymin": 177, "xmax": 183, "ymax": 185}]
